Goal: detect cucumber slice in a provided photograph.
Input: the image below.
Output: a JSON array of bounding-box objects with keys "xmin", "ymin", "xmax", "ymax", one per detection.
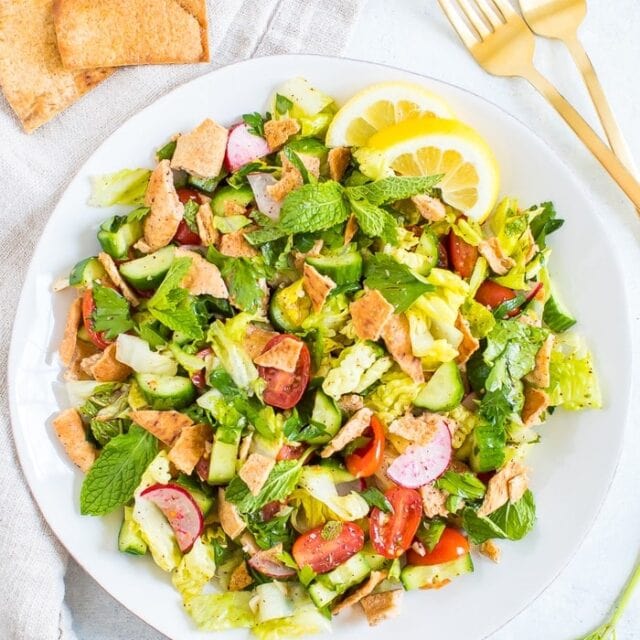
[
  {"xmin": 414, "ymin": 361, "xmax": 464, "ymax": 411},
  {"xmin": 309, "ymin": 552, "xmax": 372, "ymax": 607},
  {"xmin": 119, "ymin": 247, "xmax": 175, "ymax": 291},
  {"xmin": 307, "ymin": 390, "xmax": 342, "ymax": 444},
  {"xmin": 305, "ymin": 251, "xmax": 363, "ymax": 285},
  {"xmin": 308, "ymin": 581, "xmax": 337, "ymax": 609},
  {"xmin": 135, "ymin": 373, "xmax": 196, "ymax": 410},
  {"xmin": 253, "ymin": 582, "xmax": 294, "ymax": 623},
  {"xmin": 269, "ymin": 279, "xmax": 311, "ymax": 332},
  {"xmin": 208, "ymin": 438, "xmax": 240, "ymax": 485},
  {"xmin": 186, "ymin": 173, "xmax": 227, "ymax": 194},
  {"xmin": 543, "ymin": 295, "xmax": 576, "ymax": 333},
  {"xmin": 118, "ymin": 505, "xmax": 147, "ymax": 555},
  {"xmin": 211, "ymin": 185, "xmax": 254, "ymax": 217},
  {"xmin": 97, "ymin": 216, "xmax": 143, "ymax": 260},
  {"xmin": 401, "ymin": 553, "xmax": 473, "ymax": 590},
  {"xmin": 69, "ymin": 257, "xmax": 107, "ymax": 288},
  {"xmin": 416, "ymin": 230, "xmax": 439, "ymax": 273}
]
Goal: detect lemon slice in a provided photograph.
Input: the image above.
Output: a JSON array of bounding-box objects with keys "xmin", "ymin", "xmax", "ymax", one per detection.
[
  {"xmin": 325, "ymin": 81, "xmax": 454, "ymax": 148},
  {"xmin": 361, "ymin": 115, "xmax": 500, "ymax": 222}
]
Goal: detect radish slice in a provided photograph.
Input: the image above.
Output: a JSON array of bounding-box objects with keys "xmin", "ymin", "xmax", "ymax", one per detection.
[
  {"xmin": 225, "ymin": 123, "xmax": 270, "ymax": 172},
  {"xmin": 387, "ymin": 418, "xmax": 452, "ymax": 488},
  {"xmin": 247, "ymin": 173, "xmax": 282, "ymax": 220},
  {"xmin": 248, "ymin": 548, "xmax": 297, "ymax": 579},
  {"xmin": 140, "ymin": 483, "xmax": 203, "ymax": 552}
]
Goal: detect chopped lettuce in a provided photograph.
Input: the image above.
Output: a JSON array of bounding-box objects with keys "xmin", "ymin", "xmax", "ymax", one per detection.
[
  {"xmin": 367, "ymin": 370, "xmax": 421, "ymax": 423},
  {"xmin": 115, "ymin": 334, "xmax": 177, "ymax": 376},
  {"xmin": 289, "ymin": 489, "xmax": 337, "ymax": 532},
  {"xmin": 251, "ymin": 582, "xmax": 294, "ymax": 623},
  {"xmin": 172, "ymin": 534, "xmax": 217, "ymax": 600},
  {"xmin": 185, "ymin": 592, "xmax": 254, "ymax": 631},
  {"xmin": 252, "ymin": 599, "xmax": 330, "ymax": 639},
  {"xmin": 461, "ymin": 299, "xmax": 496, "ymax": 339},
  {"xmin": 65, "ymin": 380, "xmax": 105, "ymax": 407},
  {"xmin": 89, "ymin": 168, "xmax": 151, "ymax": 207}
]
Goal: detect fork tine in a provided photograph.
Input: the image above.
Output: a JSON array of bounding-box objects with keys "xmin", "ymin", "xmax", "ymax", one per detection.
[
  {"xmin": 457, "ymin": 0, "xmax": 492, "ymax": 38},
  {"xmin": 437, "ymin": 0, "xmax": 480, "ymax": 48},
  {"xmin": 488, "ymin": 0, "xmax": 518, "ymax": 19},
  {"xmin": 473, "ymin": 0, "xmax": 505, "ymax": 29}
]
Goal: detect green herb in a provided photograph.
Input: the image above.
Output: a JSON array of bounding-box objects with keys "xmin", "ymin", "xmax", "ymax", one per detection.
[
  {"xmin": 279, "ymin": 182, "xmax": 349, "ymax": 234},
  {"xmin": 80, "ymin": 425, "xmax": 158, "ymax": 515},
  {"xmin": 321, "ymin": 520, "xmax": 342, "ymax": 541},
  {"xmin": 297, "ymin": 565, "xmax": 317, "ymax": 587},
  {"xmin": 91, "ymin": 283, "xmax": 134, "ymax": 339},
  {"xmin": 90, "ymin": 418, "xmax": 128, "ymax": 447},
  {"xmin": 446, "ymin": 495, "xmax": 465, "ymax": 512},
  {"xmin": 364, "ymin": 254, "xmax": 434, "ymax": 313},
  {"xmin": 348, "ymin": 197, "xmax": 398, "ymax": 245},
  {"xmin": 207, "ymin": 248, "xmax": 265, "ymax": 313},
  {"xmin": 183, "ymin": 199, "xmax": 200, "ymax": 234},
  {"xmin": 346, "ymin": 175, "xmax": 442, "ymax": 206},
  {"xmin": 435, "ymin": 471, "xmax": 486, "ymax": 500},
  {"xmin": 276, "ymin": 550, "xmax": 299, "ymax": 570},
  {"xmin": 284, "ymin": 414, "xmax": 328, "ymax": 444},
  {"xmin": 156, "ymin": 140, "xmax": 177, "ymax": 161},
  {"xmin": 242, "ymin": 112, "xmax": 266, "ymax": 137},
  {"xmin": 283, "ymin": 147, "xmax": 312, "ymax": 184},
  {"xmin": 361, "ymin": 486, "xmax": 393, "ymax": 513},
  {"xmin": 530, "ymin": 201, "xmax": 563, "ymax": 250},
  {"xmin": 275, "ymin": 94, "xmax": 294, "ymax": 115},
  {"xmin": 416, "ymin": 519, "xmax": 446, "ymax": 552},
  {"xmin": 187, "ymin": 172, "xmax": 227, "ymax": 194},
  {"xmin": 472, "ymin": 401, "xmax": 509, "ymax": 472},
  {"xmin": 78, "ymin": 383, "xmax": 123, "ymax": 421},
  {"xmin": 247, "ymin": 509, "xmax": 293, "ymax": 550},
  {"xmin": 227, "ymin": 162, "xmax": 276, "ymax": 190},
  {"xmin": 126, "ymin": 206, "xmax": 151, "ymax": 223},
  {"xmin": 245, "ymin": 224, "xmax": 288, "ymax": 246},
  {"xmin": 493, "ymin": 292, "xmax": 527, "ymax": 319}
]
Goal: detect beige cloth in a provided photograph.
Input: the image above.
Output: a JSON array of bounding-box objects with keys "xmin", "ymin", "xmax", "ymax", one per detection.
[{"xmin": 0, "ymin": 1, "xmax": 365, "ymax": 638}]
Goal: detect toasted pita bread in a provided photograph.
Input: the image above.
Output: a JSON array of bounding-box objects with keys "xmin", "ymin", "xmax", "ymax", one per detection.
[
  {"xmin": 196, "ymin": 203, "xmax": 218, "ymax": 246},
  {"xmin": 350, "ymin": 289, "xmax": 394, "ymax": 341},
  {"xmin": 244, "ymin": 325, "xmax": 278, "ymax": 360},
  {"xmin": 218, "ymin": 488, "xmax": 246, "ymax": 539},
  {"xmin": 129, "ymin": 409, "xmax": 193, "ymax": 444},
  {"xmin": 143, "ymin": 160, "xmax": 184, "ymax": 251},
  {"xmin": 0, "ymin": 0, "xmax": 112, "ymax": 133},
  {"xmin": 238, "ymin": 453, "xmax": 275, "ymax": 497},
  {"xmin": 53, "ymin": 0, "xmax": 209, "ymax": 68},
  {"xmin": 382, "ymin": 314, "xmax": 425, "ymax": 383},
  {"xmin": 59, "ymin": 297, "xmax": 83, "ymax": 366},
  {"xmin": 174, "ymin": 248, "xmax": 229, "ymax": 298},
  {"xmin": 302, "ymin": 263, "xmax": 336, "ymax": 313},
  {"xmin": 321, "ymin": 408, "xmax": 372, "ymax": 458},
  {"xmin": 98, "ymin": 253, "xmax": 139, "ymax": 307},
  {"xmin": 171, "ymin": 119, "xmax": 228, "ymax": 179},
  {"xmin": 264, "ymin": 118, "xmax": 300, "ymax": 151},
  {"xmin": 328, "ymin": 147, "xmax": 351, "ymax": 182},
  {"xmin": 52, "ymin": 408, "xmax": 98, "ymax": 472},
  {"xmin": 168, "ymin": 423, "xmax": 211, "ymax": 475},
  {"xmin": 218, "ymin": 228, "xmax": 259, "ymax": 258},
  {"xmin": 360, "ymin": 590, "xmax": 403, "ymax": 627},
  {"xmin": 253, "ymin": 337, "xmax": 303, "ymax": 373}
]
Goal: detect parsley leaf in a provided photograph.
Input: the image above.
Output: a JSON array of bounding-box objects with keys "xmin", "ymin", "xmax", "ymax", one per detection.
[
  {"xmin": 530, "ymin": 201, "xmax": 564, "ymax": 250},
  {"xmin": 183, "ymin": 199, "xmax": 200, "ymax": 234},
  {"xmin": 80, "ymin": 425, "xmax": 158, "ymax": 515},
  {"xmin": 435, "ymin": 471, "xmax": 486, "ymax": 500},
  {"xmin": 275, "ymin": 94, "xmax": 294, "ymax": 115},
  {"xmin": 247, "ymin": 508, "xmax": 293, "ymax": 550},
  {"xmin": 91, "ymin": 283, "xmax": 134, "ymax": 339},
  {"xmin": 242, "ymin": 112, "xmax": 266, "ymax": 138},
  {"xmin": 279, "ymin": 182, "xmax": 349, "ymax": 234},
  {"xmin": 361, "ymin": 487, "xmax": 393, "ymax": 513},
  {"xmin": 346, "ymin": 175, "xmax": 442, "ymax": 206},
  {"xmin": 416, "ymin": 519, "xmax": 446, "ymax": 552},
  {"xmin": 364, "ymin": 254, "xmax": 434, "ymax": 313},
  {"xmin": 207, "ymin": 248, "xmax": 265, "ymax": 313}
]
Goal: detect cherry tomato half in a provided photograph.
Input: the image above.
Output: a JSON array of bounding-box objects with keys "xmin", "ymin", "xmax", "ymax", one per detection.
[
  {"xmin": 449, "ymin": 231, "xmax": 478, "ymax": 278},
  {"xmin": 81, "ymin": 289, "xmax": 110, "ymax": 350},
  {"xmin": 191, "ymin": 348, "xmax": 213, "ymax": 390},
  {"xmin": 345, "ymin": 414, "xmax": 385, "ymax": 478},
  {"xmin": 176, "ymin": 187, "xmax": 201, "ymax": 204},
  {"xmin": 475, "ymin": 280, "xmax": 516, "ymax": 309},
  {"xmin": 370, "ymin": 486, "xmax": 422, "ymax": 559},
  {"xmin": 292, "ymin": 521, "xmax": 365, "ymax": 574},
  {"xmin": 406, "ymin": 528, "xmax": 470, "ymax": 566},
  {"xmin": 257, "ymin": 335, "xmax": 311, "ymax": 410}
]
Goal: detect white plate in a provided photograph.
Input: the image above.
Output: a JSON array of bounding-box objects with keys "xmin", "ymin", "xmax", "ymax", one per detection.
[{"xmin": 9, "ymin": 55, "xmax": 631, "ymax": 640}]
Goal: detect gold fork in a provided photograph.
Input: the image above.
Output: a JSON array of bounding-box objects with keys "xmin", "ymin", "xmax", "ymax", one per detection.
[
  {"xmin": 437, "ymin": 0, "xmax": 640, "ymax": 212},
  {"xmin": 519, "ymin": 0, "xmax": 636, "ymax": 174}
]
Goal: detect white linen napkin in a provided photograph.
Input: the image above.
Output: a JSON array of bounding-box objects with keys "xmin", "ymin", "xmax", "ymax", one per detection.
[{"xmin": 0, "ymin": 1, "xmax": 366, "ymax": 638}]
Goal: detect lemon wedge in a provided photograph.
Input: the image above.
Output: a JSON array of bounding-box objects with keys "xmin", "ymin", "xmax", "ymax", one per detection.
[
  {"xmin": 359, "ymin": 116, "xmax": 500, "ymax": 222},
  {"xmin": 325, "ymin": 81, "xmax": 454, "ymax": 148}
]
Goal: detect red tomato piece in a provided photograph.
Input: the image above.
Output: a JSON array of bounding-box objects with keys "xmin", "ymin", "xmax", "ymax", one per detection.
[
  {"xmin": 257, "ymin": 335, "xmax": 311, "ymax": 410},
  {"xmin": 449, "ymin": 231, "xmax": 478, "ymax": 278},
  {"xmin": 292, "ymin": 522, "xmax": 365, "ymax": 574},
  {"xmin": 81, "ymin": 289, "xmax": 110, "ymax": 350},
  {"xmin": 261, "ymin": 501, "xmax": 283, "ymax": 522},
  {"xmin": 173, "ymin": 219, "xmax": 202, "ymax": 245},
  {"xmin": 191, "ymin": 347, "xmax": 213, "ymax": 390},
  {"xmin": 276, "ymin": 444, "xmax": 305, "ymax": 461},
  {"xmin": 406, "ymin": 528, "xmax": 470, "ymax": 566},
  {"xmin": 437, "ymin": 239, "xmax": 449, "ymax": 269},
  {"xmin": 176, "ymin": 187, "xmax": 201, "ymax": 204},
  {"xmin": 370, "ymin": 486, "xmax": 422, "ymax": 559},
  {"xmin": 345, "ymin": 415, "xmax": 386, "ymax": 478},
  {"xmin": 475, "ymin": 280, "xmax": 517, "ymax": 309}
]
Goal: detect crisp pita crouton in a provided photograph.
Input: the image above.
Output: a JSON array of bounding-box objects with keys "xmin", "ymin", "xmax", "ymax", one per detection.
[
  {"xmin": 382, "ymin": 314, "xmax": 425, "ymax": 383},
  {"xmin": 196, "ymin": 203, "xmax": 218, "ymax": 246},
  {"xmin": 420, "ymin": 483, "xmax": 449, "ymax": 518},
  {"xmin": 338, "ymin": 394, "xmax": 364, "ymax": 414},
  {"xmin": 238, "ymin": 433, "xmax": 253, "ymax": 464},
  {"xmin": 321, "ymin": 408, "xmax": 372, "ymax": 458},
  {"xmin": 87, "ymin": 343, "xmax": 132, "ymax": 381},
  {"xmin": 80, "ymin": 353, "xmax": 101, "ymax": 377},
  {"xmin": 264, "ymin": 118, "xmax": 300, "ymax": 151},
  {"xmin": 133, "ymin": 239, "xmax": 153, "ymax": 255},
  {"xmin": 238, "ymin": 453, "xmax": 275, "ymax": 497},
  {"xmin": 293, "ymin": 239, "xmax": 323, "ymax": 272},
  {"xmin": 171, "ymin": 119, "xmax": 228, "ymax": 179},
  {"xmin": 521, "ymin": 386, "xmax": 550, "ymax": 427},
  {"xmin": 52, "ymin": 408, "xmax": 97, "ymax": 472},
  {"xmin": 455, "ymin": 314, "xmax": 480, "ymax": 364},
  {"xmin": 507, "ymin": 473, "xmax": 528, "ymax": 504},
  {"xmin": 143, "ymin": 160, "xmax": 184, "ymax": 251},
  {"xmin": 266, "ymin": 155, "xmax": 320, "ymax": 202},
  {"xmin": 412, "ymin": 194, "xmax": 446, "ymax": 222},
  {"xmin": 479, "ymin": 540, "xmax": 501, "ymax": 563},
  {"xmin": 525, "ymin": 335, "xmax": 555, "ymax": 388},
  {"xmin": 229, "ymin": 561, "xmax": 254, "ymax": 591},
  {"xmin": 244, "ymin": 325, "xmax": 277, "ymax": 360},
  {"xmin": 332, "ymin": 571, "xmax": 387, "ymax": 615},
  {"xmin": 328, "ymin": 147, "xmax": 351, "ymax": 182},
  {"xmin": 253, "ymin": 337, "xmax": 303, "ymax": 373},
  {"xmin": 389, "ymin": 413, "xmax": 442, "ymax": 447},
  {"xmin": 218, "ymin": 488, "xmax": 246, "ymax": 539},
  {"xmin": 223, "ymin": 200, "xmax": 247, "ymax": 216},
  {"xmin": 129, "ymin": 410, "xmax": 193, "ymax": 445},
  {"xmin": 64, "ymin": 339, "xmax": 99, "ymax": 381},
  {"xmin": 97, "ymin": 252, "xmax": 140, "ymax": 307},
  {"xmin": 350, "ymin": 289, "xmax": 395, "ymax": 341},
  {"xmin": 174, "ymin": 248, "xmax": 229, "ymax": 298},
  {"xmin": 59, "ymin": 297, "xmax": 82, "ymax": 366},
  {"xmin": 478, "ymin": 459, "xmax": 528, "ymax": 516},
  {"xmin": 168, "ymin": 423, "xmax": 211, "ymax": 475},
  {"xmin": 344, "ymin": 214, "xmax": 358, "ymax": 245},
  {"xmin": 303, "ymin": 263, "xmax": 336, "ymax": 313},
  {"xmin": 218, "ymin": 229, "xmax": 259, "ymax": 258},
  {"xmin": 360, "ymin": 590, "xmax": 403, "ymax": 627},
  {"xmin": 478, "ymin": 238, "xmax": 515, "ymax": 276},
  {"xmin": 239, "ymin": 531, "xmax": 261, "ymax": 556}
]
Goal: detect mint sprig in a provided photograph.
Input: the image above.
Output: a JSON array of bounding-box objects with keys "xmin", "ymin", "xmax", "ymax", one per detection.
[
  {"xmin": 92, "ymin": 283, "xmax": 134, "ymax": 339},
  {"xmin": 279, "ymin": 182, "xmax": 349, "ymax": 234},
  {"xmin": 346, "ymin": 175, "xmax": 442, "ymax": 205}
]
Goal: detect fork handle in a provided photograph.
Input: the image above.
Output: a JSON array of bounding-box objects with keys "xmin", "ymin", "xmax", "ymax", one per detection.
[
  {"xmin": 524, "ymin": 67, "xmax": 640, "ymax": 212},
  {"xmin": 564, "ymin": 34, "xmax": 638, "ymax": 176}
]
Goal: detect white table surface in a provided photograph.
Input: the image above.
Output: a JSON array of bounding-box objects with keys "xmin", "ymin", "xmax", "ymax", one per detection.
[{"xmin": 66, "ymin": 1, "xmax": 640, "ymax": 638}]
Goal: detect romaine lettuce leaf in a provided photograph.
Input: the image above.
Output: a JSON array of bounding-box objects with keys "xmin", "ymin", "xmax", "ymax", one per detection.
[
  {"xmin": 366, "ymin": 370, "xmax": 421, "ymax": 423},
  {"xmin": 185, "ymin": 592, "xmax": 254, "ymax": 631},
  {"xmin": 172, "ymin": 534, "xmax": 217, "ymax": 600},
  {"xmin": 89, "ymin": 168, "xmax": 151, "ymax": 207}
]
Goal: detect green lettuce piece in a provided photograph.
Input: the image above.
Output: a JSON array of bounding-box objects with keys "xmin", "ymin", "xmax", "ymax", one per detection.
[
  {"xmin": 548, "ymin": 335, "xmax": 601, "ymax": 410},
  {"xmin": 185, "ymin": 592, "xmax": 254, "ymax": 631},
  {"xmin": 89, "ymin": 168, "xmax": 151, "ymax": 207},
  {"xmin": 252, "ymin": 602, "xmax": 330, "ymax": 640},
  {"xmin": 367, "ymin": 370, "xmax": 421, "ymax": 423},
  {"xmin": 289, "ymin": 489, "xmax": 337, "ymax": 532},
  {"xmin": 488, "ymin": 197, "xmax": 528, "ymax": 256},
  {"xmin": 172, "ymin": 534, "xmax": 217, "ymax": 600},
  {"xmin": 461, "ymin": 299, "xmax": 496, "ymax": 339},
  {"xmin": 448, "ymin": 405, "xmax": 481, "ymax": 450},
  {"xmin": 469, "ymin": 415, "xmax": 507, "ymax": 472}
]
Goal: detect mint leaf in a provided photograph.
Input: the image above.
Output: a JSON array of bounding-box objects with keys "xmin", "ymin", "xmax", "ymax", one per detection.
[
  {"xmin": 361, "ymin": 486, "xmax": 393, "ymax": 513},
  {"xmin": 275, "ymin": 94, "xmax": 294, "ymax": 115},
  {"xmin": 242, "ymin": 112, "xmax": 266, "ymax": 138},
  {"xmin": 416, "ymin": 519, "xmax": 446, "ymax": 552},
  {"xmin": 435, "ymin": 471, "xmax": 486, "ymax": 500},
  {"xmin": 91, "ymin": 283, "xmax": 134, "ymax": 339},
  {"xmin": 246, "ymin": 509, "xmax": 293, "ymax": 550},
  {"xmin": 364, "ymin": 254, "xmax": 434, "ymax": 313},
  {"xmin": 80, "ymin": 425, "xmax": 158, "ymax": 515},
  {"xmin": 283, "ymin": 147, "xmax": 312, "ymax": 184},
  {"xmin": 245, "ymin": 224, "xmax": 287, "ymax": 246},
  {"xmin": 530, "ymin": 201, "xmax": 563, "ymax": 250},
  {"xmin": 349, "ymin": 197, "xmax": 399, "ymax": 245},
  {"xmin": 279, "ymin": 182, "xmax": 349, "ymax": 234},
  {"xmin": 298, "ymin": 565, "xmax": 317, "ymax": 586},
  {"xmin": 346, "ymin": 175, "xmax": 442, "ymax": 206},
  {"xmin": 183, "ymin": 200, "xmax": 200, "ymax": 234}
]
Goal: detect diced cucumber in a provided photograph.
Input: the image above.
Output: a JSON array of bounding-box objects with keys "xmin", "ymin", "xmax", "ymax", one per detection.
[
  {"xmin": 253, "ymin": 582, "xmax": 294, "ymax": 623},
  {"xmin": 186, "ymin": 172, "xmax": 227, "ymax": 195},
  {"xmin": 211, "ymin": 185, "xmax": 254, "ymax": 217},
  {"xmin": 310, "ymin": 552, "xmax": 372, "ymax": 608},
  {"xmin": 307, "ymin": 390, "xmax": 342, "ymax": 444},
  {"xmin": 543, "ymin": 295, "xmax": 576, "ymax": 333},
  {"xmin": 208, "ymin": 438, "xmax": 240, "ymax": 485},
  {"xmin": 305, "ymin": 250, "xmax": 363, "ymax": 285},
  {"xmin": 416, "ymin": 230, "xmax": 439, "ymax": 274},
  {"xmin": 361, "ymin": 548, "xmax": 388, "ymax": 572},
  {"xmin": 414, "ymin": 361, "xmax": 464, "ymax": 411},
  {"xmin": 97, "ymin": 216, "xmax": 143, "ymax": 260},
  {"xmin": 119, "ymin": 246, "xmax": 175, "ymax": 291},
  {"xmin": 69, "ymin": 257, "xmax": 107, "ymax": 287},
  {"xmin": 175, "ymin": 474, "xmax": 214, "ymax": 515},
  {"xmin": 135, "ymin": 374, "xmax": 196, "ymax": 410},
  {"xmin": 401, "ymin": 553, "xmax": 474, "ymax": 590},
  {"xmin": 118, "ymin": 505, "xmax": 147, "ymax": 555},
  {"xmin": 308, "ymin": 581, "xmax": 337, "ymax": 609},
  {"xmin": 269, "ymin": 279, "xmax": 311, "ymax": 332}
]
